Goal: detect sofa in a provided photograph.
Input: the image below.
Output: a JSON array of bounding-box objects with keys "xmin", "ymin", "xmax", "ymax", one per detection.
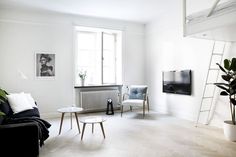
[{"xmin": 0, "ymin": 99, "xmax": 51, "ymax": 157}]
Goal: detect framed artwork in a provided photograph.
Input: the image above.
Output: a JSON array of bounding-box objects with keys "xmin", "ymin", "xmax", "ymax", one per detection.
[{"xmin": 35, "ymin": 52, "xmax": 55, "ymax": 79}]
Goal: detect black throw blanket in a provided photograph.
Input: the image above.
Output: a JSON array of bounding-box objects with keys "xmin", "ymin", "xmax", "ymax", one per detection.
[{"xmin": 5, "ymin": 117, "xmax": 51, "ymax": 146}]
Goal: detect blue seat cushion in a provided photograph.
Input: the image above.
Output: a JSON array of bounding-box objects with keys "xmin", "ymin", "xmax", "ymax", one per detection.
[{"xmin": 129, "ymin": 86, "xmax": 147, "ymax": 100}]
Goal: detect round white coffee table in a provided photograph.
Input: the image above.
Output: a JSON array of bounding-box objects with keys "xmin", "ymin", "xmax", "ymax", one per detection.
[
  {"xmin": 57, "ymin": 106, "xmax": 83, "ymax": 135},
  {"xmin": 79, "ymin": 116, "xmax": 106, "ymax": 140}
]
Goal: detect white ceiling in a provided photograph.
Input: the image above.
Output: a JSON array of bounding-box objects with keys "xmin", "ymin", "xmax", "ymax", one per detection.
[{"xmin": 0, "ymin": 0, "xmax": 225, "ymax": 23}]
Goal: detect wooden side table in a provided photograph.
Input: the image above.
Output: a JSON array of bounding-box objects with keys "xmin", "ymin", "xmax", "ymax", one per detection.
[
  {"xmin": 79, "ymin": 116, "xmax": 106, "ymax": 140},
  {"xmin": 57, "ymin": 107, "xmax": 83, "ymax": 135}
]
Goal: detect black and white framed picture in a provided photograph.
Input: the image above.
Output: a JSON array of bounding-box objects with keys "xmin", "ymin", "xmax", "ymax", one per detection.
[{"xmin": 35, "ymin": 52, "xmax": 55, "ymax": 79}]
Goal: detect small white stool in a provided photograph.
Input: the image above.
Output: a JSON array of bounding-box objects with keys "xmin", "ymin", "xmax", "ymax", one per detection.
[
  {"xmin": 57, "ymin": 107, "xmax": 83, "ymax": 135},
  {"xmin": 79, "ymin": 116, "xmax": 106, "ymax": 140}
]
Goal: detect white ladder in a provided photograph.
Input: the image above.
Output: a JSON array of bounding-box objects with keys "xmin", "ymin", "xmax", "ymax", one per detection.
[{"xmin": 195, "ymin": 41, "xmax": 226, "ymax": 127}]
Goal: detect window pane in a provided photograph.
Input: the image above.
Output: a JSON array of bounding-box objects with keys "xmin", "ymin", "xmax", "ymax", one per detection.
[
  {"xmin": 103, "ymin": 33, "xmax": 115, "ymax": 50},
  {"xmin": 75, "ymin": 27, "xmax": 122, "ymax": 86},
  {"xmin": 77, "ymin": 32, "xmax": 96, "ymax": 49},
  {"xmin": 103, "ymin": 33, "xmax": 116, "ymax": 84},
  {"xmin": 76, "ymin": 31, "xmax": 101, "ymax": 85},
  {"xmin": 103, "ymin": 66, "xmax": 115, "ymax": 84},
  {"xmin": 77, "ymin": 50, "xmax": 93, "ymax": 67}
]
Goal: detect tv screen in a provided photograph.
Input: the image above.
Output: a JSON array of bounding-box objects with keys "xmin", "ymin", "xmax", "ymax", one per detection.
[{"xmin": 162, "ymin": 70, "xmax": 191, "ymax": 95}]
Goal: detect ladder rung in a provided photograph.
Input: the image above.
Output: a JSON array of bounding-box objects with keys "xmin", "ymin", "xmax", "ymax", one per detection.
[
  {"xmin": 200, "ymin": 110, "xmax": 210, "ymax": 112},
  {"xmin": 212, "ymin": 53, "xmax": 223, "ymax": 56},
  {"xmin": 209, "ymin": 68, "xmax": 220, "ymax": 70},
  {"xmin": 203, "ymin": 96, "xmax": 213, "ymax": 99}
]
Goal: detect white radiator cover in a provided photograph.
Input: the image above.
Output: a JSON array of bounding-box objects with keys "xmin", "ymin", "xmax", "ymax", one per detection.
[{"xmin": 80, "ymin": 90, "xmax": 119, "ymax": 111}]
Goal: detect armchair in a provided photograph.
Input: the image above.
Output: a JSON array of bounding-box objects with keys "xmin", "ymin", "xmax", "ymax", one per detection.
[{"xmin": 121, "ymin": 85, "xmax": 149, "ymax": 118}]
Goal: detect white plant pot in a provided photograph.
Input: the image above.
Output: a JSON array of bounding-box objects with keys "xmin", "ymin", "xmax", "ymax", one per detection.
[
  {"xmin": 80, "ymin": 79, "xmax": 85, "ymax": 86},
  {"xmin": 223, "ymin": 120, "xmax": 236, "ymax": 142}
]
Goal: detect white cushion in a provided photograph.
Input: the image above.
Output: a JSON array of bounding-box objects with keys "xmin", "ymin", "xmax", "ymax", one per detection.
[
  {"xmin": 122, "ymin": 99, "xmax": 144, "ymax": 106},
  {"xmin": 22, "ymin": 93, "xmax": 37, "ymax": 108},
  {"xmin": 6, "ymin": 93, "xmax": 33, "ymax": 114}
]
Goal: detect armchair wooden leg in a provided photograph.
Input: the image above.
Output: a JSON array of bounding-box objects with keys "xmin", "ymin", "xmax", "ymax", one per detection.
[
  {"xmin": 143, "ymin": 102, "xmax": 145, "ymax": 118},
  {"xmin": 130, "ymin": 106, "xmax": 132, "ymax": 111},
  {"xmin": 147, "ymin": 96, "xmax": 150, "ymax": 112},
  {"xmin": 92, "ymin": 123, "xmax": 94, "ymax": 133},
  {"xmin": 121, "ymin": 105, "xmax": 123, "ymax": 117}
]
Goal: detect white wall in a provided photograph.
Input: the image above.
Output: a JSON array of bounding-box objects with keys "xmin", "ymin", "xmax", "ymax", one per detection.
[
  {"xmin": 145, "ymin": 1, "xmax": 236, "ymax": 127},
  {"xmin": 0, "ymin": 9, "xmax": 145, "ymax": 118}
]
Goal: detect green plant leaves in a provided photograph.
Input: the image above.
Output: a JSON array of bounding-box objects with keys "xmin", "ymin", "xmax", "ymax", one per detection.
[
  {"xmin": 230, "ymin": 90, "xmax": 236, "ymax": 95},
  {"xmin": 221, "ymin": 58, "xmax": 236, "ymax": 71},
  {"xmin": 216, "ymin": 63, "xmax": 227, "ymax": 73},
  {"xmin": 220, "ymin": 91, "xmax": 229, "ymax": 96},
  {"xmin": 0, "ymin": 111, "xmax": 5, "ymax": 116},
  {"xmin": 224, "ymin": 59, "xmax": 230, "ymax": 70},
  {"xmin": 230, "ymin": 58, "xmax": 236, "ymax": 71},
  {"xmin": 216, "ymin": 58, "xmax": 236, "ymax": 125},
  {"xmin": 214, "ymin": 83, "xmax": 229, "ymax": 87},
  {"xmin": 0, "ymin": 88, "xmax": 8, "ymax": 103},
  {"xmin": 222, "ymin": 75, "xmax": 232, "ymax": 81},
  {"xmin": 230, "ymin": 80, "xmax": 236, "ymax": 90},
  {"xmin": 215, "ymin": 84, "xmax": 228, "ymax": 91},
  {"xmin": 230, "ymin": 79, "xmax": 236, "ymax": 85},
  {"xmin": 230, "ymin": 98, "xmax": 236, "ymax": 106},
  {"xmin": 0, "ymin": 88, "xmax": 7, "ymax": 117}
]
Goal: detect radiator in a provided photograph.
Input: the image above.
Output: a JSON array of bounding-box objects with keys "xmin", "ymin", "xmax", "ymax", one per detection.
[{"xmin": 80, "ymin": 90, "xmax": 119, "ymax": 111}]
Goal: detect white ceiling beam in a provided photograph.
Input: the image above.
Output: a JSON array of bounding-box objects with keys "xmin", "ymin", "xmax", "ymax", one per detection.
[{"xmin": 207, "ymin": 0, "xmax": 221, "ymax": 17}]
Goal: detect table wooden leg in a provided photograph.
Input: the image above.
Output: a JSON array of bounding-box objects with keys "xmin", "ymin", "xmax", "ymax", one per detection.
[
  {"xmin": 121, "ymin": 105, "xmax": 123, "ymax": 117},
  {"xmin": 92, "ymin": 123, "xmax": 94, "ymax": 133},
  {"xmin": 59, "ymin": 113, "xmax": 65, "ymax": 135},
  {"xmin": 74, "ymin": 112, "xmax": 80, "ymax": 133},
  {"xmin": 100, "ymin": 122, "xmax": 105, "ymax": 139},
  {"xmin": 81, "ymin": 123, "xmax": 86, "ymax": 140},
  {"xmin": 70, "ymin": 113, "xmax": 72, "ymax": 129}
]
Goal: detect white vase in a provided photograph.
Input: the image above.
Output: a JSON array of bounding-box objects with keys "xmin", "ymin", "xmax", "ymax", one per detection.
[
  {"xmin": 80, "ymin": 79, "xmax": 85, "ymax": 86},
  {"xmin": 223, "ymin": 120, "xmax": 236, "ymax": 141}
]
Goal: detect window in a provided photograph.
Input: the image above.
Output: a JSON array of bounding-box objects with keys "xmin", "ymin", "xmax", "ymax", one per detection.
[{"xmin": 75, "ymin": 26, "xmax": 122, "ymax": 85}]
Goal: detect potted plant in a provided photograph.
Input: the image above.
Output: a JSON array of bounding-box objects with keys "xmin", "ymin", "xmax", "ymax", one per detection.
[
  {"xmin": 0, "ymin": 88, "xmax": 7, "ymax": 116},
  {"xmin": 79, "ymin": 70, "xmax": 87, "ymax": 86},
  {"xmin": 214, "ymin": 58, "xmax": 236, "ymax": 141}
]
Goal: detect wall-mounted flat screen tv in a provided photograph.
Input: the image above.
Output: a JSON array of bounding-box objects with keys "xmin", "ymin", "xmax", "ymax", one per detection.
[{"xmin": 162, "ymin": 70, "xmax": 191, "ymax": 95}]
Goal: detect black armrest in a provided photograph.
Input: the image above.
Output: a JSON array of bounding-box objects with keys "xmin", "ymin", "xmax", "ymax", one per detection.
[{"xmin": 0, "ymin": 122, "xmax": 39, "ymax": 157}]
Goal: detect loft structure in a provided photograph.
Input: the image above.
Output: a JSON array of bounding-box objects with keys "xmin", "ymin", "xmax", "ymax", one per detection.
[
  {"xmin": 183, "ymin": 0, "xmax": 235, "ymax": 125},
  {"xmin": 183, "ymin": 0, "xmax": 236, "ymax": 42}
]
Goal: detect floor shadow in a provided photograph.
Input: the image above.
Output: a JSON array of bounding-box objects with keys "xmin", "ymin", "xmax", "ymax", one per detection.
[
  {"xmin": 123, "ymin": 112, "xmax": 168, "ymax": 120},
  {"xmin": 79, "ymin": 139, "xmax": 105, "ymax": 151}
]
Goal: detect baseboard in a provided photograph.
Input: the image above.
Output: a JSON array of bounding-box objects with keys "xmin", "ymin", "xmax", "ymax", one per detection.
[
  {"xmin": 150, "ymin": 107, "xmax": 168, "ymax": 114},
  {"xmin": 151, "ymin": 107, "xmax": 195, "ymax": 122}
]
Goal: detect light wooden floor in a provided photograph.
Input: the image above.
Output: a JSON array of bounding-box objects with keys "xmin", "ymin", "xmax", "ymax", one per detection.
[{"xmin": 39, "ymin": 111, "xmax": 236, "ymax": 157}]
